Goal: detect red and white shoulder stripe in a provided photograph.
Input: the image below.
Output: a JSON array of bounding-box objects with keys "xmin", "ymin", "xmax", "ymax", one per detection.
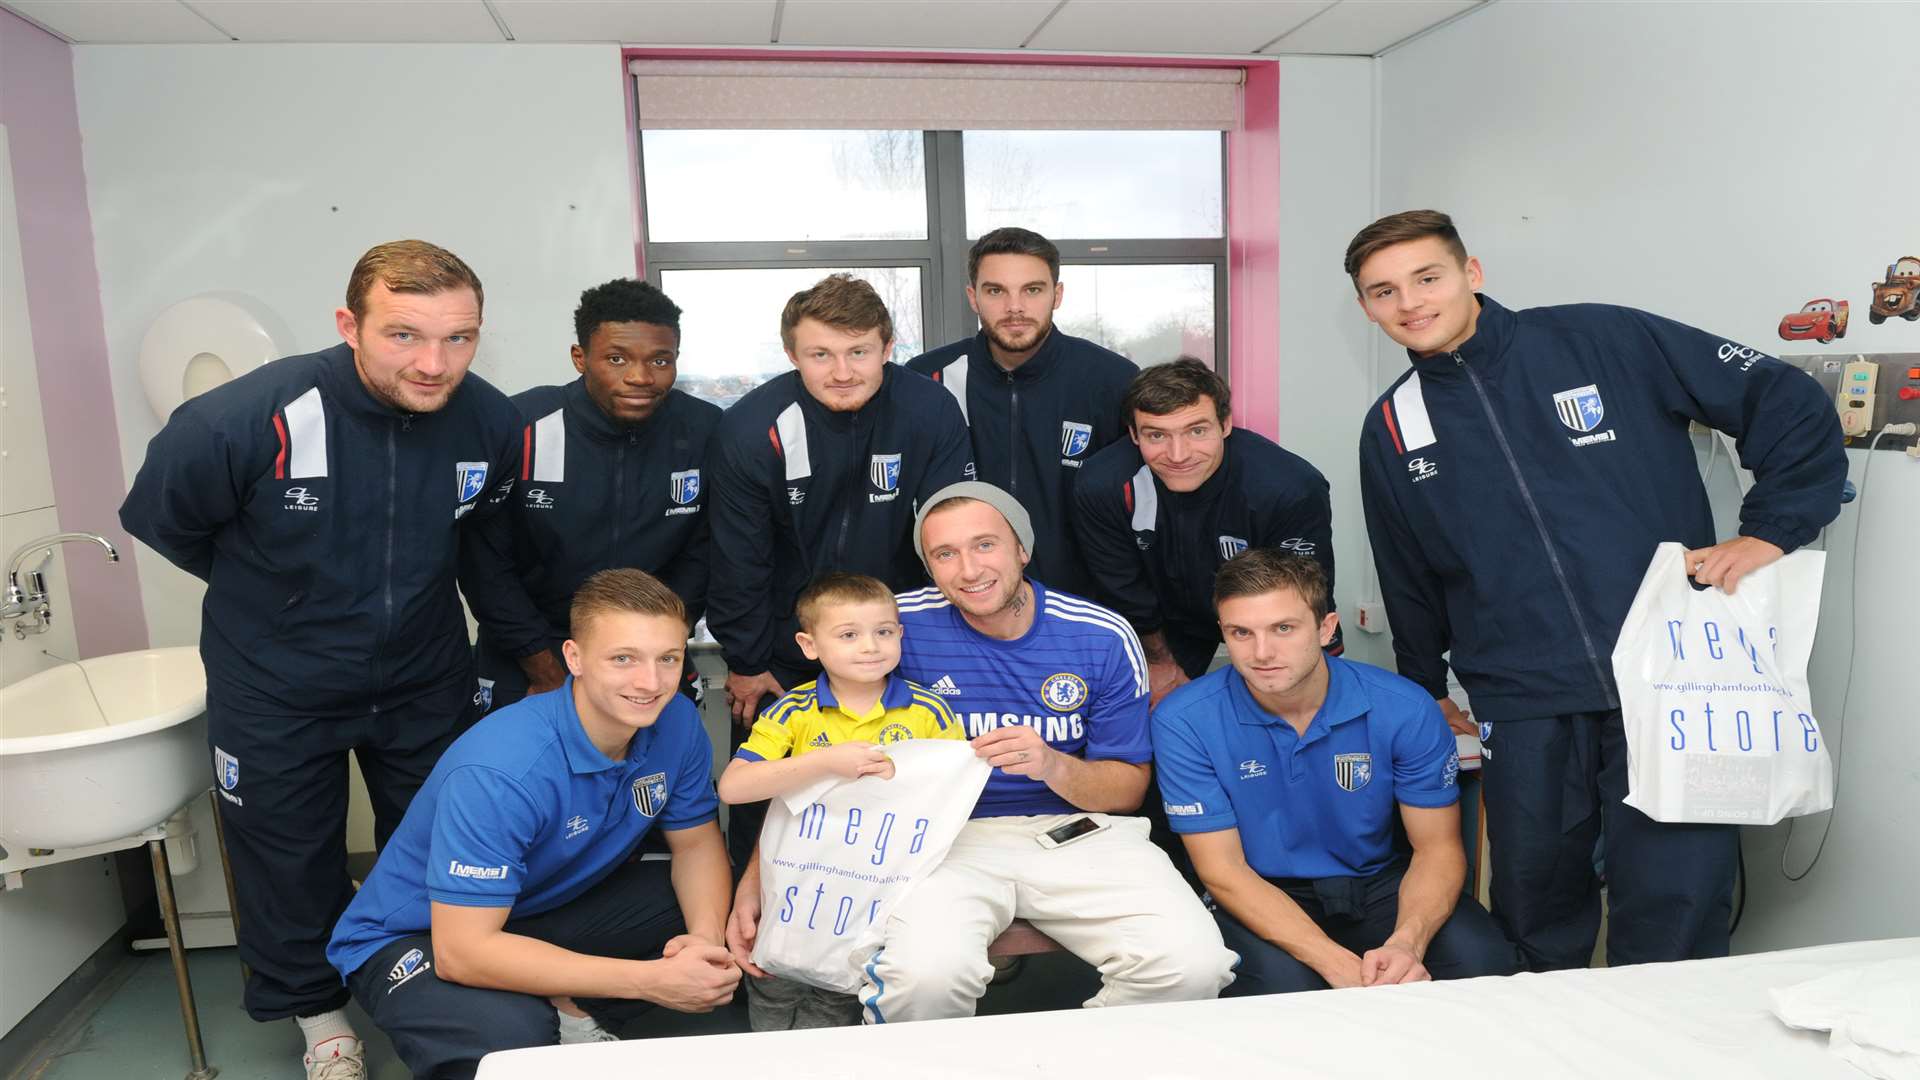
[
  {"xmin": 271, "ymin": 387, "xmax": 328, "ymax": 479},
  {"xmin": 520, "ymin": 407, "xmax": 566, "ymax": 482},
  {"xmin": 1378, "ymin": 373, "xmax": 1437, "ymax": 456}
]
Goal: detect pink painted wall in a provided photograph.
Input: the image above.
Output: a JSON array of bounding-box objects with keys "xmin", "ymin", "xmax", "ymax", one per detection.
[
  {"xmin": 621, "ymin": 47, "xmax": 1283, "ymax": 439},
  {"xmin": 1228, "ymin": 61, "xmax": 1280, "ymax": 439},
  {"xmin": 0, "ymin": 8, "xmax": 149, "ymax": 656}
]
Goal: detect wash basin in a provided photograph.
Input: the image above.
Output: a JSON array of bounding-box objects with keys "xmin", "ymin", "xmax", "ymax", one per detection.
[{"xmin": 0, "ymin": 647, "xmax": 208, "ymax": 851}]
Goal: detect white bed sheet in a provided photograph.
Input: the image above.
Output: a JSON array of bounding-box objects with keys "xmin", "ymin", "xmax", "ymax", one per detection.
[{"xmin": 478, "ymin": 937, "xmax": 1920, "ymax": 1080}]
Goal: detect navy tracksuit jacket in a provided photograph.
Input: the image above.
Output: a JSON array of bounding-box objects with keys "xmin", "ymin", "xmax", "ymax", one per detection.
[
  {"xmin": 1074, "ymin": 427, "xmax": 1340, "ymax": 675},
  {"xmin": 458, "ymin": 380, "xmax": 721, "ymax": 712},
  {"xmin": 1359, "ymin": 295, "xmax": 1846, "ymax": 725},
  {"xmin": 706, "ymin": 365, "xmax": 973, "ymax": 681},
  {"xmin": 121, "ymin": 342, "xmax": 523, "ymax": 716},
  {"xmin": 909, "ymin": 329, "xmax": 1136, "ymax": 597},
  {"xmin": 118, "ymin": 341, "xmax": 523, "ymax": 1019},
  {"xmin": 1359, "ymin": 294, "xmax": 1845, "ymax": 972}
]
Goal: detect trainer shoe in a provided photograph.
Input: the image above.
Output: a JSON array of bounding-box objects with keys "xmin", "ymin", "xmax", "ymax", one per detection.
[
  {"xmin": 558, "ymin": 1018, "xmax": 621, "ymax": 1045},
  {"xmin": 303, "ymin": 1035, "xmax": 365, "ymax": 1080}
]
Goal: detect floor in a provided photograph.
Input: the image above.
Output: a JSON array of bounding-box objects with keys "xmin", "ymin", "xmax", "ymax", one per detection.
[{"xmin": 16, "ymin": 944, "xmax": 1102, "ymax": 1080}]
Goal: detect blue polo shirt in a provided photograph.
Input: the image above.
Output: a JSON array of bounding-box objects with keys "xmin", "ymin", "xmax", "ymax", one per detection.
[
  {"xmin": 327, "ymin": 679, "xmax": 717, "ymax": 980},
  {"xmin": 1149, "ymin": 656, "xmax": 1458, "ymax": 880}
]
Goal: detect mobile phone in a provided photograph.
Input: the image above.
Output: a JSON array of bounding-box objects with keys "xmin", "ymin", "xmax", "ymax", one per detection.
[{"xmin": 1035, "ymin": 816, "xmax": 1109, "ymax": 850}]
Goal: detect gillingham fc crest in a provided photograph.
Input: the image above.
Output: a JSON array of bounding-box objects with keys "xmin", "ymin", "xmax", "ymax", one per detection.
[
  {"xmin": 1040, "ymin": 673, "xmax": 1089, "ymax": 711},
  {"xmin": 632, "ymin": 772, "xmax": 669, "ymax": 818},
  {"xmin": 456, "ymin": 461, "xmax": 489, "ymax": 502},
  {"xmin": 1060, "ymin": 421, "xmax": 1092, "ymax": 458},
  {"xmin": 1334, "ymin": 752, "xmax": 1372, "ymax": 792},
  {"xmin": 1552, "ymin": 384, "xmax": 1605, "ymax": 433},
  {"xmin": 870, "ymin": 453, "xmax": 902, "ymax": 492},
  {"xmin": 671, "ymin": 469, "xmax": 701, "ymax": 505}
]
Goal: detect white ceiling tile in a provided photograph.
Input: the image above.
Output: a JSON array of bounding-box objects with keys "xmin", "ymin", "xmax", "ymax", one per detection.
[
  {"xmin": 780, "ymin": 0, "xmax": 1057, "ymax": 49},
  {"xmin": 4, "ymin": 0, "xmax": 228, "ymax": 43},
  {"xmin": 491, "ymin": 0, "xmax": 777, "ymax": 44},
  {"xmin": 1028, "ymin": 0, "xmax": 1333, "ymax": 55},
  {"xmin": 1263, "ymin": 0, "xmax": 1480, "ymax": 55},
  {"xmin": 190, "ymin": 1, "xmax": 503, "ymax": 42}
]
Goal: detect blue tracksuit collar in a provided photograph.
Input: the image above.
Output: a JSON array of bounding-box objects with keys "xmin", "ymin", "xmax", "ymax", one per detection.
[
  {"xmin": 796, "ymin": 364, "xmax": 897, "ymax": 433},
  {"xmin": 1162, "ymin": 428, "xmax": 1241, "ymax": 506},
  {"xmin": 316, "ymin": 341, "xmax": 475, "ymax": 422},
  {"xmin": 814, "ymin": 671, "xmax": 914, "ymax": 713},
  {"xmin": 556, "ymin": 675, "xmax": 657, "ymax": 773},
  {"xmin": 974, "ymin": 325, "xmax": 1065, "ymax": 379},
  {"xmin": 563, "ymin": 376, "xmax": 666, "ymax": 443},
  {"xmin": 1407, "ymin": 293, "xmax": 1517, "ymax": 375},
  {"xmin": 317, "ymin": 342, "xmax": 421, "ymax": 421}
]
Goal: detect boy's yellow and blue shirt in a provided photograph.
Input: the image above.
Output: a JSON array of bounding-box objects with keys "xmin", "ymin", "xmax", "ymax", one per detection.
[{"xmin": 736, "ymin": 673, "xmax": 962, "ymax": 762}]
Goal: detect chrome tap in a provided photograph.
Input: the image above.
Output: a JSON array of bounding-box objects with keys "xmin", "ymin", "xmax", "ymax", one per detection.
[{"xmin": 3, "ymin": 532, "xmax": 120, "ymax": 636}]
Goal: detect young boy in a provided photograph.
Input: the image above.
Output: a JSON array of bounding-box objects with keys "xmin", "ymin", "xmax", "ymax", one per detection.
[{"xmin": 716, "ymin": 571, "xmax": 962, "ymax": 1030}]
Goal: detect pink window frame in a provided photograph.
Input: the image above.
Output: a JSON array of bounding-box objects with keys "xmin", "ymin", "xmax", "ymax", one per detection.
[{"xmin": 619, "ymin": 48, "xmax": 1280, "ymax": 439}]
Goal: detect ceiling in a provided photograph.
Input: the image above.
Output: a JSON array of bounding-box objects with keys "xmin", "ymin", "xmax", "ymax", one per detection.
[{"xmin": 2, "ymin": 0, "xmax": 1487, "ymax": 56}]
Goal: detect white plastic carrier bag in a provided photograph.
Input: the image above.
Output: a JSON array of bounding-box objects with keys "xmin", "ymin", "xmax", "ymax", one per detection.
[
  {"xmin": 1612, "ymin": 541, "xmax": 1833, "ymax": 825},
  {"xmin": 751, "ymin": 739, "xmax": 990, "ymax": 992}
]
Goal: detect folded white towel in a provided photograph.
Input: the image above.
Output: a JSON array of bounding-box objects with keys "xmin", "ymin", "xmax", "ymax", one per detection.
[{"xmin": 1770, "ymin": 956, "xmax": 1920, "ymax": 1080}]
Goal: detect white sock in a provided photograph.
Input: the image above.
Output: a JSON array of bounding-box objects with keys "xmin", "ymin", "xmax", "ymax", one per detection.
[
  {"xmin": 555, "ymin": 1008, "xmax": 613, "ymax": 1044},
  {"xmin": 295, "ymin": 1010, "xmax": 358, "ymax": 1054}
]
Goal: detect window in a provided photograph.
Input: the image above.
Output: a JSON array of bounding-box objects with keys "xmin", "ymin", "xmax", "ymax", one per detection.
[
  {"xmin": 634, "ymin": 79, "xmax": 1230, "ymax": 407},
  {"xmin": 1056, "ymin": 263, "xmax": 1217, "ymax": 367},
  {"xmin": 962, "ymin": 130, "xmax": 1223, "ymax": 239},
  {"xmin": 642, "ymin": 130, "xmax": 927, "ymax": 242}
]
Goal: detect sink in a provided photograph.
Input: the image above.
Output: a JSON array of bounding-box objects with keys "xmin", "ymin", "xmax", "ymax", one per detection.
[{"xmin": 0, "ymin": 647, "xmax": 208, "ymax": 851}]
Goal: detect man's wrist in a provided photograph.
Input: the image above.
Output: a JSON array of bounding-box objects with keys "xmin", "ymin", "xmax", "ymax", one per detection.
[
  {"xmin": 624, "ymin": 956, "xmax": 666, "ymax": 1004},
  {"xmin": 1302, "ymin": 941, "xmax": 1361, "ymax": 982},
  {"xmin": 1383, "ymin": 926, "xmax": 1429, "ymax": 959}
]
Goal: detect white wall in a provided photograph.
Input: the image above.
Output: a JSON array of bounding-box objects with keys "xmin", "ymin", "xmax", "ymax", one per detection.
[
  {"xmin": 72, "ymin": 42, "xmax": 641, "ymax": 849},
  {"xmin": 76, "ymin": 41, "xmax": 640, "ymax": 654},
  {"xmin": 1273, "ymin": 56, "xmax": 1389, "ymax": 668},
  {"xmin": 1377, "ymin": 0, "xmax": 1920, "ymax": 950}
]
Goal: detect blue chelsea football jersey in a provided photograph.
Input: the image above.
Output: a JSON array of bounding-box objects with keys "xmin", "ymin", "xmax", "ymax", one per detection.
[{"xmin": 895, "ymin": 581, "xmax": 1151, "ymax": 818}]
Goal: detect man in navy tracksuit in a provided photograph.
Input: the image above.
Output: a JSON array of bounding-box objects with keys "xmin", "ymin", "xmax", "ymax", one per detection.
[
  {"xmin": 707, "ymin": 274, "xmax": 973, "ymax": 867},
  {"xmin": 460, "ymin": 279, "xmax": 720, "ymax": 715},
  {"xmin": 1350, "ymin": 211, "xmax": 1845, "ymax": 970},
  {"xmin": 119, "ymin": 241, "xmax": 524, "ymax": 1077},
  {"xmin": 1075, "ymin": 358, "xmax": 1339, "ymax": 704},
  {"xmin": 909, "ymin": 227, "xmax": 1138, "ymax": 598}
]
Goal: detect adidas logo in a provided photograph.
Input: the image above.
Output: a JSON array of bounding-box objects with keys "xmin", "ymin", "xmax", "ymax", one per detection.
[
  {"xmin": 928, "ymin": 675, "xmax": 961, "ymax": 696},
  {"xmin": 809, "ymin": 732, "xmax": 833, "ymax": 748}
]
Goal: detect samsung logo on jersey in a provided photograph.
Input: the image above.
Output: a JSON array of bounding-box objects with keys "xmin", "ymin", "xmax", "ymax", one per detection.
[
  {"xmin": 964, "ymin": 712, "xmax": 1084, "ymax": 742},
  {"xmin": 447, "ymin": 860, "xmax": 509, "ymax": 880}
]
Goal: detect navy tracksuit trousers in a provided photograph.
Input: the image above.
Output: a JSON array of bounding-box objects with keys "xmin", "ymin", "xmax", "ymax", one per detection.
[
  {"xmin": 1481, "ymin": 710, "xmax": 1739, "ymax": 970},
  {"xmin": 208, "ymin": 675, "xmax": 475, "ymax": 1020},
  {"xmin": 348, "ymin": 857, "xmax": 686, "ymax": 1080}
]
